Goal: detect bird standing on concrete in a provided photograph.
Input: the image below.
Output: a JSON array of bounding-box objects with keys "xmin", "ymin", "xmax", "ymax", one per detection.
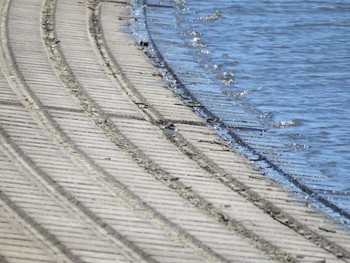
[{"xmin": 162, "ymin": 123, "xmax": 177, "ymax": 138}]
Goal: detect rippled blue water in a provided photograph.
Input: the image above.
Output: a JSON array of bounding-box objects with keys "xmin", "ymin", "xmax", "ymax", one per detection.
[
  {"xmin": 132, "ymin": 0, "xmax": 350, "ymax": 222},
  {"xmin": 177, "ymin": 0, "xmax": 350, "ymax": 180}
]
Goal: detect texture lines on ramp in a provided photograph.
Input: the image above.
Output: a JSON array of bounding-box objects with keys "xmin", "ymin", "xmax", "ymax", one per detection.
[
  {"xmin": 0, "ymin": 0, "xmax": 349, "ymax": 262},
  {"xmin": 94, "ymin": 1, "xmax": 350, "ymax": 262},
  {"xmin": 42, "ymin": 0, "xmax": 254, "ymax": 262},
  {"xmin": 0, "ymin": 104, "xmax": 203, "ymax": 263},
  {"xmin": 1, "ymin": 0, "xmax": 267, "ymax": 262},
  {"xmin": 1, "ymin": 1, "xmax": 218, "ymax": 262},
  {"xmin": 50, "ymin": 0, "xmax": 299, "ymax": 261},
  {"xmin": 0, "ymin": 124, "xmax": 156, "ymax": 263},
  {"xmin": 50, "ymin": 0, "xmax": 350, "ymax": 261}
]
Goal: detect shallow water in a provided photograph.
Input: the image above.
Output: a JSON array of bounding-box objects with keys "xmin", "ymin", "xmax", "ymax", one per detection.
[{"xmin": 132, "ymin": 0, "xmax": 350, "ymax": 223}]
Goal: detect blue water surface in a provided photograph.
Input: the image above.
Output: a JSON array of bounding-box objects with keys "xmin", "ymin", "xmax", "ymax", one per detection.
[
  {"xmin": 177, "ymin": 0, "xmax": 350, "ymax": 180},
  {"xmin": 133, "ymin": 0, "xmax": 350, "ymax": 223}
]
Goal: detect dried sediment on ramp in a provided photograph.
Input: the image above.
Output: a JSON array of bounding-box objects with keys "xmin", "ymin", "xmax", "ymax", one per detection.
[{"xmin": 0, "ymin": 0, "xmax": 349, "ymax": 262}]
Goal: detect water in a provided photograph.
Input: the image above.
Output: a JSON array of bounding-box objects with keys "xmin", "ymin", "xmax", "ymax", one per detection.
[{"xmin": 132, "ymin": 0, "xmax": 350, "ymax": 223}]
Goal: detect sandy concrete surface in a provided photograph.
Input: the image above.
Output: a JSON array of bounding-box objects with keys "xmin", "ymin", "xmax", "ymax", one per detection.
[{"xmin": 0, "ymin": 0, "xmax": 349, "ymax": 262}]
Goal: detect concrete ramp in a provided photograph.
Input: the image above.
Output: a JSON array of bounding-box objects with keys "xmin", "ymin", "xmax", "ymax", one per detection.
[{"xmin": 0, "ymin": 0, "xmax": 349, "ymax": 262}]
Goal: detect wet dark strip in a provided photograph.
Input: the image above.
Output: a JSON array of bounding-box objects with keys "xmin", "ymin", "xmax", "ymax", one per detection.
[
  {"xmin": 102, "ymin": 0, "xmax": 128, "ymax": 4},
  {"xmin": 145, "ymin": 5, "xmax": 173, "ymax": 9}
]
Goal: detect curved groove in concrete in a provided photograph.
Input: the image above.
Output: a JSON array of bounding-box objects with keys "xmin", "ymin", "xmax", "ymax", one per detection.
[
  {"xmin": 0, "ymin": 253, "xmax": 10, "ymax": 263},
  {"xmin": 0, "ymin": 0, "xmax": 228, "ymax": 262},
  {"xmin": 79, "ymin": 2, "xmax": 305, "ymax": 262},
  {"xmin": 40, "ymin": 0, "xmax": 277, "ymax": 261},
  {"xmin": 0, "ymin": 185, "xmax": 82, "ymax": 263},
  {"xmin": 0, "ymin": 0, "xmax": 349, "ymax": 261},
  {"xmin": 0, "ymin": 124, "xmax": 157, "ymax": 263},
  {"xmin": 85, "ymin": 0, "xmax": 350, "ymax": 261}
]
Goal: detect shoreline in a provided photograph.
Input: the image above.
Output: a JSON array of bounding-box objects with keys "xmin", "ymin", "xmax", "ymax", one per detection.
[
  {"xmin": 0, "ymin": 0, "xmax": 349, "ymax": 262},
  {"xmin": 136, "ymin": 0, "xmax": 350, "ymax": 224}
]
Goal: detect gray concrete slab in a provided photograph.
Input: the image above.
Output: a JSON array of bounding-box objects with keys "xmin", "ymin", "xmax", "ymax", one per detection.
[{"xmin": 0, "ymin": 0, "xmax": 349, "ymax": 262}]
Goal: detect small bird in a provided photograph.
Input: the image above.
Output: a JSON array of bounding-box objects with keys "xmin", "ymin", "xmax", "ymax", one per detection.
[{"xmin": 162, "ymin": 123, "xmax": 177, "ymax": 138}]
